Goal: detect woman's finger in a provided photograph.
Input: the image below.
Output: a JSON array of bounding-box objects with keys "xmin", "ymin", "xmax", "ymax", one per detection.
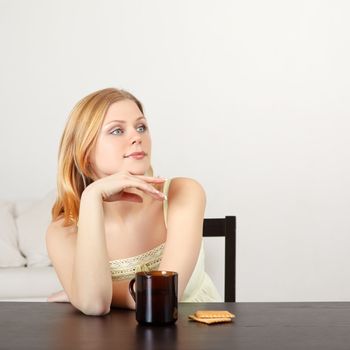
[
  {"xmin": 121, "ymin": 181, "xmax": 167, "ymax": 200},
  {"xmin": 134, "ymin": 175, "xmax": 167, "ymax": 184},
  {"xmin": 127, "ymin": 184, "xmax": 166, "ymax": 200},
  {"xmin": 104, "ymin": 192, "xmax": 143, "ymax": 203}
]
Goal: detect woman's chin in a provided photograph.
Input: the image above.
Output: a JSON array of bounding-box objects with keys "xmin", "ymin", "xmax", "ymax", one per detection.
[
  {"xmin": 127, "ymin": 164, "xmax": 151, "ymax": 176},
  {"xmin": 125, "ymin": 166, "xmax": 147, "ymax": 175},
  {"xmin": 129, "ymin": 170, "xmax": 147, "ymax": 176},
  {"xmin": 108, "ymin": 164, "xmax": 151, "ymax": 176}
]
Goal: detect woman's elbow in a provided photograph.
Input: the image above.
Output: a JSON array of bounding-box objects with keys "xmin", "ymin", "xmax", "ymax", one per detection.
[
  {"xmin": 81, "ymin": 304, "xmax": 111, "ymax": 316},
  {"xmin": 74, "ymin": 300, "xmax": 111, "ymax": 316}
]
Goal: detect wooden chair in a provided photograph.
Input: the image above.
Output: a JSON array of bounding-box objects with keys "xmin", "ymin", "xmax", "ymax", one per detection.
[{"xmin": 203, "ymin": 216, "xmax": 236, "ymax": 302}]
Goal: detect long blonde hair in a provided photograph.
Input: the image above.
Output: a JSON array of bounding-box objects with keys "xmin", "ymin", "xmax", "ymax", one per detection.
[{"xmin": 52, "ymin": 87, "xmax": 150, "ymax": 227}]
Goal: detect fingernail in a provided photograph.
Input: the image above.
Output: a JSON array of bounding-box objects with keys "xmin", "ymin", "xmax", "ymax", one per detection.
[{"xmin": 155, "ymin": 190, "xmax": 167, "ymax": 199}]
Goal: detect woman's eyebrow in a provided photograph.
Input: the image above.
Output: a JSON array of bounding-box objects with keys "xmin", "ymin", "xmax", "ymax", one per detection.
[{"xmin": 104, "ymin": 116, "xmax": 146, "ymax": 126}]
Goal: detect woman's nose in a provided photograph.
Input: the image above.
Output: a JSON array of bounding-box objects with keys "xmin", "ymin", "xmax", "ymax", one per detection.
[{"xmin": 131, "ymin": 134, "xmax": 142, "ymax": 145}]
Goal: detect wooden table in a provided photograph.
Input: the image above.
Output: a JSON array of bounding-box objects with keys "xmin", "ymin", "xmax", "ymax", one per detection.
[{"xmin": 1, "ymin": 302, "xmax": 350, "ymax": 349}]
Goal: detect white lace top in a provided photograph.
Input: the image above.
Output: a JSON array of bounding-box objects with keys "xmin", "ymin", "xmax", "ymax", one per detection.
[{"xmin": 109, "ymin": 243, "xmax": 165, "ymax": 281}]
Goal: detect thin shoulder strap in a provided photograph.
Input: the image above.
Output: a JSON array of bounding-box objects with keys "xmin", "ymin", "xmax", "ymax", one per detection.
[{"xmin": 162, "ymin": 178, "xmax": 172, "ymax": 229}]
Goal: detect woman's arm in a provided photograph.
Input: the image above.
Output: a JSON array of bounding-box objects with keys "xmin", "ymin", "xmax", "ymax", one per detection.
[
  {"xmin": 46, "ymin": 172, "xmax": 165, "ymax": 315},
  {"xmin": 46, "ymin": 187, "xmax": 112, "ymax": 316},
  {"xmin": 47, "ymin": 289, "xmax": 70, "ymax": 303},
  {"xmin": 157, "ymin": 177, "xmax": 206, "ymax": 300},
  {"xmin": 70, "ymin": 187, "xmax": 113, "ymax": 314}
]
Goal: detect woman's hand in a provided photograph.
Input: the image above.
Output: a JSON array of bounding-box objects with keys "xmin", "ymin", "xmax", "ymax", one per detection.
[
  {"xmin": 47, "ymin": 289, "xmax": 70, "ymax": 303},
  {"xmin": 83, "ymin": 171, "xmax": 167, "ymax": 203}
]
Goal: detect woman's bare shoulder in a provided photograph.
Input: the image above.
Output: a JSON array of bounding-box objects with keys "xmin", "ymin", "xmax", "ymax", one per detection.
[
  {"xmin": 168, "ymin": 177, "xmax": 206, "ymax": 203},
  {"xmin": 46, "ymin": 216, "xmax": 77, "ymax": 239},
  {"xmin": 169, "ymin": 177, "xmax": 206, "ymax": 195}
]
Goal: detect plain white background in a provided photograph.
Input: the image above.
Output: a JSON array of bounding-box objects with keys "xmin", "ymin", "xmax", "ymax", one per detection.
[{"xmin": 0, "ymin": 0, "xmax": 349, "ymax": 301}]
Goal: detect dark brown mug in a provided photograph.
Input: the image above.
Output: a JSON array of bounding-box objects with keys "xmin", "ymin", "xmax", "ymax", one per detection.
[{"xmin": 129, "ymin": 271, "xmax": 178, "ymax": 325}]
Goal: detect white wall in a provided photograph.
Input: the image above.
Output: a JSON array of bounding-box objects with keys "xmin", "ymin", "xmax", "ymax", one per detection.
[{"xmin": 1, "ymin": 0, "xmax": 349, "ymax": 302}]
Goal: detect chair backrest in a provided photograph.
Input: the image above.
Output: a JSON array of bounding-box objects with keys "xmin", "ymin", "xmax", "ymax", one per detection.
[{"xmin": 203, "ymin": 216, "xmax": 236, "ymax": 302}]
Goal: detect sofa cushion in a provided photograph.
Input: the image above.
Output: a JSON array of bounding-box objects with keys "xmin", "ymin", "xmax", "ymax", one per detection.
[
  {"xmin": 0, "ymin": 266, "xmax": 62, "ymax": 299},
  {"xmin": 14, "ymin": 200, "xmax": 37, "ymax": 218},
  {"xmin": 16, "ymin": 190, "xmax": 57, "ymax": 267},
  {"xmin": 0, "ymin": 202, "xmax": 27, "ymax": 267}
]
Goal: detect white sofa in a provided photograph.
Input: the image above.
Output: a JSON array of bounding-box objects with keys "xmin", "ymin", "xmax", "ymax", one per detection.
[{"xmin": 0, "ymin": 190, "xmax": 62, "ymax": 301}]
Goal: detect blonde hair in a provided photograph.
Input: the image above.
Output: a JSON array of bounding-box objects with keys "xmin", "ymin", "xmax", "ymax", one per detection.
[{"xmin": 52, "ymin": 87, "xmax": 152, "ymax": 227}]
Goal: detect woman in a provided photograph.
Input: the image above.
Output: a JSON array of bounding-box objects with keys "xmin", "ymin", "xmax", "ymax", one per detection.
[{"xmin": 46, "ymin": 87, "xmax": 221, "ymax": 316}]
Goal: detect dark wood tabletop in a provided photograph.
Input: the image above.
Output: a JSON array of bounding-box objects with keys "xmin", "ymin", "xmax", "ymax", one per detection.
[{"xmin": 1, "ymin": 302, "xmax": 350, "ymax": 350}]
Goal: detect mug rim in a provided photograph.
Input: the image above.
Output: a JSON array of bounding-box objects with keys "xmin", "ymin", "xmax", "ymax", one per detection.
[{"xmin": 136, "ymin": 270, "xmax": 178, "ymax": 278}]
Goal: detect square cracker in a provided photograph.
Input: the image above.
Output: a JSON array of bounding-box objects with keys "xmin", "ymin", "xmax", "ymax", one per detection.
[
  {"xmin": 194, "ymin": 310, "xmax": 235, "ymax": 319},
  {"xmin": 188, "ymin": 315, "xmax": 233, "ymax": 324}
]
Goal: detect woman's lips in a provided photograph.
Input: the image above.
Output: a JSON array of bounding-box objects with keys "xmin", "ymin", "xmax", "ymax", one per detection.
[
  {"xmin": 129, "ymin": 154, "xmax": 145, "ymax": 160},
  {"xmin": 124, "ymin": 152, "xmax": 146, "ymax": 160}
]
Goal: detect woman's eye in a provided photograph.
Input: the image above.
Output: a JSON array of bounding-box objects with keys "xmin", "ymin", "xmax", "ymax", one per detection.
[
  {"xmin": 137, "ymin": 124, "xmax": 147, "ymax": 133},
  {"xmin": 111, "ymin": 128, "xmax": 123, "ymax": 135}
]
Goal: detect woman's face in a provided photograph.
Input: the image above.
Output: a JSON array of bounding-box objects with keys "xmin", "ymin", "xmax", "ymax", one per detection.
[{"xmin": 89, "ymin": 99, "xmax": 152, "ymax": 178}]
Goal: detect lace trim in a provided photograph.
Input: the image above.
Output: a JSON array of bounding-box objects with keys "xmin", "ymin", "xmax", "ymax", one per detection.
[{"xmin": 109, "ymin": 243, "xmax": 165, "ymax": 281}]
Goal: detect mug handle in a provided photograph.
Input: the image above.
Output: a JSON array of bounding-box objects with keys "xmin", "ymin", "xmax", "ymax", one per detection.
[{"xmin": 128, "ymin": 278, "xmax": 136, "ymax": 302}]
